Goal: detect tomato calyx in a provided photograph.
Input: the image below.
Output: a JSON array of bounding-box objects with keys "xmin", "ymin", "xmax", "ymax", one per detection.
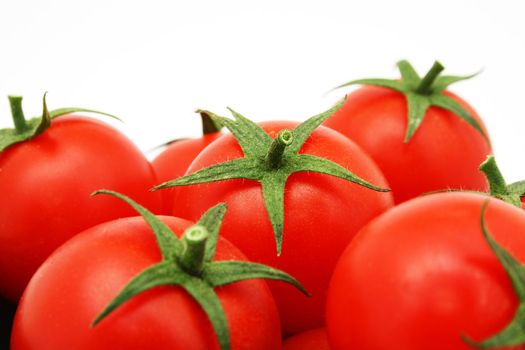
[
  {"xmin": 479, "ymin": 155, "xmax": 525, "ymax": 208},
  {"xmin": 462, "ymin": 202, "xmax": 525, "ymax": 348},
  {"xmin": 91, "ymin": 190, "xmax": 308, "ymax": 350},
  {"xmin": 0, "ymin": 93, "xmax": 118, "ymax": 152},
  {"xmin": 152, "ymin": 99, "xmax": 390, "ymax": 255},
  {"xmin": 334, "ymin": 60, "xmax": 486, "ymax": 143}
]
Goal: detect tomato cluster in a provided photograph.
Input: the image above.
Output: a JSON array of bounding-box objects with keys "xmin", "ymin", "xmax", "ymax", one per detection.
[{"xmin": 2, "ymin": 60, "xmax": 525, "ymax": 349}]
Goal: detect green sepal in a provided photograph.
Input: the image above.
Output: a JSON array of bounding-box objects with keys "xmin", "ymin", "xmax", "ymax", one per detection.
[
  {"xmin": 333, "ymin": 60, "xmax": 486, "ymax": 143},
  {"xmin": 199, "ymin": 203, "xmax": 227, "ymax": 261},
  {"xmin": 92, "ymin": 190, "xmax": 308, "ymax": 350},
  {"xmin": 48, "ymin": 107, "xmax": 119, "ymax": 121},
  {"xmin": 508, "ymin": 181, "xmax": 525, "ymax": 199},
  {"xmin": 432, "ymin": 71, "xmax": 481, "ymax": 93},
  {"xmin": 203, "ymin": 261, "xmax": 310, "ymax": 296},
  {"xmin": 92, "ymin": 262, "xmax": 186, "ymax": 326},
  {"xmin": 153, "ymin": 100, "xmax": 390, "ymax": 254},
  {"xmin": 479, "ymin": 156, "xmax": 523, "ymax": 208},
  {"xmin": 182, "ymin": 278, "xmax": 230, "ymax": 350},
  {"xmin": 93, "ymin": 189, "xmax": 183, "ymax": 258},
  {"xmin": 397, "ymin": 60, "xmax": 420, "ymax": 89},
  {"xmin": 0, "ymin": 94, "xmax": 119, "ymax": 152},
  {"xmin": 288, "ymin": 97, "xmax": 347, "ymax": 153},
  {"xmin": 462, "ymin": 201, "xmax": 525, "ymax": 348},
  {"xmin": 261, "ymin": 175, "xmax": 288, "ymax": 254},
  {"xmin": 405, "ymin": 93, "xmax": 431, "ymax": 142},
  {"xmin": 153, "ymin": 158, "xmax": 262, "ymax": 188}
]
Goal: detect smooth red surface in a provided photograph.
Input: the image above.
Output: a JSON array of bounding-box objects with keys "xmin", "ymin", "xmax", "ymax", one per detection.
[
  {"xmin": 11, "ymin": 216, "xmax": 282, "ymax": 350},
  {"xmin": 0, "ymin": 116, "xmax": 162, "ymax": 301},
  {"xmin": 326, "ymin": 192, "xmax": 525, "ymax": 350},
  {"xmin": 283, "ymin": 328, "xmax": 330, "ymax": 350},
  {"xmin": 172, "ymin": 121, "xmax": 394, "ymax": 335},
  {"xmin": 152, "ymin": 133, "xmax": 222, "ymax": 214},
  {"xmin": 324, "ymin": 86, "xmax": 491, "ymax": 203}
]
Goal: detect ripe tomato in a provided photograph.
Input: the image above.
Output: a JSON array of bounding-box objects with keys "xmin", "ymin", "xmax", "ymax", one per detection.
[
  {"xmin": 170, "ymin": 120, "xmax": 393, "ymax": 335},
  {"xmin": 326, "ymin": 192, "xmax": 525, "ymax": 350},
  {"xmin": 324, "ymin": 61, "xmax": 491, "ymax": 203},
  {"xmin": 0, "ymin": 115, "xmax": 162, "ymax": 301},
  {"xmin": 11, "ymin": 215, "xmax": 282, "ymax": 350},
  {"xmin": 282, "ymin": 328, "xmax": 330, "ymax": 350},
  {"xmin": 152, "ymin": 112, "xmax": 222, "ymax": 214}
]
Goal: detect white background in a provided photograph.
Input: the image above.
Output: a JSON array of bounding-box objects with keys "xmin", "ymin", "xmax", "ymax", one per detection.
[{"xmin": 0, "ymin": 0, "xmax": 524, "ymax": 180}]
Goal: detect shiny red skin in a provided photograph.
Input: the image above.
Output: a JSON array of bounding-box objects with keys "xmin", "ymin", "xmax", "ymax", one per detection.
[
  {"xmin": 324, "ymin": 86, "xmax": 491, "ymax": 203},
  {"xmin": 172, "ymin": 121, "xmax": 394, "ymax": 335},
  {"xmin": 326, "ymin": 192, "xmax": 525, "ymax": 350},
  {"xmin": 152, "ymin": 133, "xmax": 222, "ymax": 214},
  {"xmin": 11, "ymin": 216, "xmax": 282, "ymax": 350},
  {"xmin": 0, "ymin": 116, "xmax": 162, "ymax": 301},
  {"xmin": 283, "ymin": 328, "xmax": 330, "ymax": 350}
]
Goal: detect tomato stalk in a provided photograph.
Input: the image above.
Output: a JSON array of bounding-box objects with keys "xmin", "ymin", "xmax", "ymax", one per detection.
[
  {"xmin": 8, "ymin": 96, "xmax": 28, "ymax": 132},
  {"xmin": 480, "ymin": 156, "xmax": 509, "ymax": 197},
  {"xmin": 180, "ymin": 225, "xmax": 208, "ymax": 275},
  {"xmin": 265, "ymin": 129, "xmax": 293, "ymax": 169},
  {"xmin": 479, "ymin": 155, "xmax": 524, "ymax": 208},
  {"xmin": 415, "ymin": 61, "xmax": 445, "ymax": 94}
]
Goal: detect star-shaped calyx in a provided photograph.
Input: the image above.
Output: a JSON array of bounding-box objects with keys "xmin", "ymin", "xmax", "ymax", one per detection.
[
  {"xmin": 152, "ymin": 99, "xmax": 390, "ymax": 255},
  {"xmin": 479, "ymin": 155, "xmax": 525, "ymax": 208},
  {"xmin": 462, "ymin": 202, "xmax": 525, "ymax": 348},
  {"xmin": 91, "ymin": 190, "xmax": 308, "ymax": 350},
  {"xmin": 335, "ymin": 60, "xmax": 487, "ymax": 143},
  {"xmin": 0, "ymin": 93, "xmax": 118, "ymax": 152}
]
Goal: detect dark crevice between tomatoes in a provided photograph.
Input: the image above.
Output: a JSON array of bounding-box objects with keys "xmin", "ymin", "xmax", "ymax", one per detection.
[
  {"xmin": 152, "ymin": 99, "xmax": 390, "ymax": 255},
  {"xmin": 91, "ymin": 190, "xmax": 309, "ymax": 350},
  {"xmin": 333, "ymin": 60, "xmax": 487, "ymax": 143},
  {"xmin": 0, "ymin": 296, "xmax": 16, "ymax": 349},
  {"xmin": 0, "ymin": 93, "xmax": 119, "ymax": 152},
  {"xmin": 463, "ymin": 202, "xmax": 525, "ymax": 347}
]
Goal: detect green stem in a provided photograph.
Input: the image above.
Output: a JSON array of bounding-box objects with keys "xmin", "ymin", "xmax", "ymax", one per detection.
[
  {"xmin": 200, "ymin": 111, "xmax": 222, "ymax": 135},
  {"xmin": 180, "ymin": 225, "xmax": 209, "ymax": 275},
  {"xmin": 479, "ymin": 155, "xmax": 508, "ymax": 197},
  {"xmin": 265, "ymin": 129, "xmax": 294, "ymax": 169},
  {"xmin": 416, "ymin": 61, "xmax": 445, "ymax": 94},
  {"xmin": 8, "ymin": 96, "xmax": 28, "ymax": 132}
]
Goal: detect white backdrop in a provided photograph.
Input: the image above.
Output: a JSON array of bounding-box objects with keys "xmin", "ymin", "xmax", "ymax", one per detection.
[{"xmin": 1, "ymin": 0, "xmax": 524, "ymax": 180}]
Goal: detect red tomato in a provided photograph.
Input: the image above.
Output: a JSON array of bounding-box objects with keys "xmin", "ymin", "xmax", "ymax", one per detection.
[
  {"xmin": 324, "ymin": 86, "xmax": 491, "ymax": 203},
  {"xmin": 0, "ymin": 116, "xmax": 162, "ymax": 301},
  {"xmin": 172, "ymin": 121, "xmax": 393, "ymax": 335},
  {"xmin": 11, "ymin": 216, "xmax": 282, "ymax": 350},
  {"xmin": 152, "ymin": 133, "xmax": 221, "ymax": 214},
  {"xmin": 326, "ymin": 192, "xmax": 525, "ymax": 350},
  {"xmin": 283, "ymin": 328, "xmax": 330, "ymax": 350}
]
